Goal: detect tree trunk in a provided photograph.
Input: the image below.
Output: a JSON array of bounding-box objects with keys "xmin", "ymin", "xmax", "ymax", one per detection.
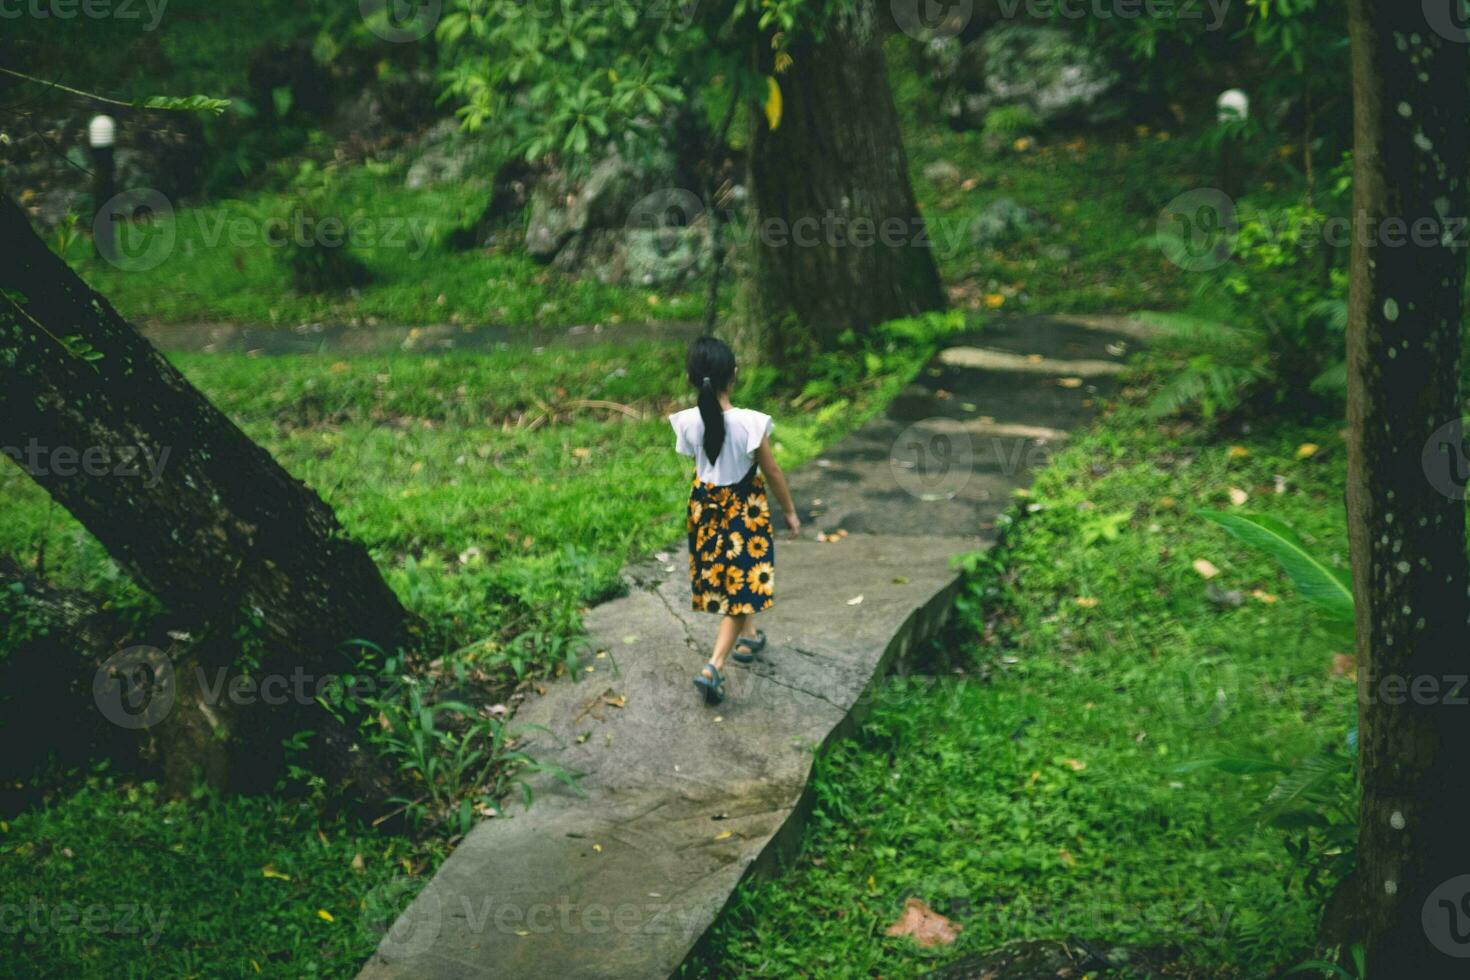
[
  {"xmin": 740, "ymin": 2, "xmax": 945, "ymax": 366},
  {"xmin": 0, "ymin": 195, "xmax": 411, "ymax": 795},
  {"xmin": 1344, "ymin": 4, "xmax": 1470, "ymax": 974}
]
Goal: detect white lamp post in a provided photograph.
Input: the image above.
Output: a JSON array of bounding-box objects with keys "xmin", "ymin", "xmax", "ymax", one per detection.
[
  {"xmin": 88, "ymin": 115, "xmax": 117, "ymax": 258},
  {"xmin": 1217, "ymin": 89, "xmax": 1250, "ymax": 124}
]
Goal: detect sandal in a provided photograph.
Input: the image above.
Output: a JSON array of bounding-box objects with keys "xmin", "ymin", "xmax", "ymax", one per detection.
[
  {"xmin": 732, "ymin": 630, "xmax": 767, "ymax": 664},
  {"xmin": 693, "ymin": 663, "xmax": 726, "ymax": 705}
]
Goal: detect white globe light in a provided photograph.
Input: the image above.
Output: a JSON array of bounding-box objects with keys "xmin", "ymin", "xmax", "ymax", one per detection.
[
  {"xmin": 1217, "ymin": 89, "xmax": 1249, "ymax": 124},
  {"xmin": 88, "ymin": 114, "xmax": 117, "ymax": 148}
]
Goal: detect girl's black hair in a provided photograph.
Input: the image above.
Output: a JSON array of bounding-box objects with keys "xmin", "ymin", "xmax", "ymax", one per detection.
[{"xmin": 686, "ymin": 335, "xmax": 737, "ymax": 464}]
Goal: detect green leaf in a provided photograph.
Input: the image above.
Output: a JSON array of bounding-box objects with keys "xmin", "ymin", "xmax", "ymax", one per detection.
[
  {"xmin": 142, "ymin": 94, "xmax": 232, "ymax": 115},
  {"xmin": 1199, "ymin": 510, "xmax": 1354, "ymax": 622}
]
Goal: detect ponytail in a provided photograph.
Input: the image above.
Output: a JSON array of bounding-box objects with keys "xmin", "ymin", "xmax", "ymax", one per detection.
[{"xmin": 686, "ymin": 336, "xmax": 737, "ymax": 466}]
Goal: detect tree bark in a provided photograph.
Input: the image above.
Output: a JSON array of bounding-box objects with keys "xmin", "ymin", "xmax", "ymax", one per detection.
[
  {"xmin": 740, "ymin": 1, "xmax": 945, "ymax": 366},
  {"xmin": 0, "ymin": 194, "xmax": 411, "ymax": 794},
  {"xmin": 1345, "ymin": 3, "xmax": 1470, "ymax": 974}
]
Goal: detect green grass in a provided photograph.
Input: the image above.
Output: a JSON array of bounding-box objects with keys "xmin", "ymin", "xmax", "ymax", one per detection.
[
  {"xmin": 0, "ymin": 776, "xmax": 441, "ymax": 979},
  {"xmin": 67, "ymin": 165, "xmax": 708, "ymax": 328},
  {"xmin": 697, "ymin": 408, "xmax": 1354, "ymax": 977}
]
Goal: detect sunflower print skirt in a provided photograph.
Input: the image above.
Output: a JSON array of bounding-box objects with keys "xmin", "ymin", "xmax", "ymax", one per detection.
[{"xmin": 687, "ymin": 464, "xmax": 775, "ymax": 616}]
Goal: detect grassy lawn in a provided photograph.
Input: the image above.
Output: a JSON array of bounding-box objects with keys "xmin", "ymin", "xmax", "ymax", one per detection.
[
  {"xmin": 698, "ymin": 404, "xmax": 1354, "ymax": 977},
  {"xmin": 66, "ymin": 165, "xmax": 708, "ymax": 328}
]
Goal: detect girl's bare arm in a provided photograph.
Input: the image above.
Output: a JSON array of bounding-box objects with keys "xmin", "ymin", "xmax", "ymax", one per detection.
[{"xmin": 754, "ymin": 436, "xmax": 800, "ymax": 537}]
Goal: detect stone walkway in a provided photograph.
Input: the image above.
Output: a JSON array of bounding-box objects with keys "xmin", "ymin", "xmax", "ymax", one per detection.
[{"xmin": 356, "ymin": 314, "xmax": 1149, "ymax": 980}]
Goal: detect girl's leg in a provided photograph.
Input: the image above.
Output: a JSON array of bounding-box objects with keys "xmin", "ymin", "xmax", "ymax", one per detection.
[
  {"xmin": 705, "ymin": 612, "xmax": 749, "ymax": 675},
  {"xmin": 739, "ymin": 615, "xmax": 760, "ymax": 641}
]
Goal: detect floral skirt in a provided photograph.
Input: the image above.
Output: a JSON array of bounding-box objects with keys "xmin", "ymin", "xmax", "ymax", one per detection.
[{"xmin": 687, "ymin": 465, "xmax": 775, "ymax": 616}]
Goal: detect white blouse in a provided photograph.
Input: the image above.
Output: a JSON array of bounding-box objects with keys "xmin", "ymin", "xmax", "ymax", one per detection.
[{"xmin": 669, "ymin": 407, "xmax": 773, "ymax": 486}]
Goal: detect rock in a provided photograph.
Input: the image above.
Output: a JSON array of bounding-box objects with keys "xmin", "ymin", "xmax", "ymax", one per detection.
[
  {"xmin": 521, "ymin": 145, "xmax": 710, "ymax": 286},
  {"xmin": 404, "ymin": 118, "xmax": 498, "ymax": 190},
  {"xmin": 970, "ymin": 197, "xmax": 1046, "ymax": 249},
  {"xmin": 944, "ymin": 25, "xmax": 1121, "ymax": 132},
  {"xmin": 922, "ymin": 160, "xmax": 963, "ymax": 186}
]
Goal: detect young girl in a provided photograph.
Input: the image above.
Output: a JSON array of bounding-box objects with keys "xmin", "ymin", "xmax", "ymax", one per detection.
[{"xmin": 670, "ymin": 336, "xmax": 800, "ymax": 705}]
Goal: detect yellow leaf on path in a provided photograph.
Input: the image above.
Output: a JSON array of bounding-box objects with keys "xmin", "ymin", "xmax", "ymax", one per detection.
[
  {"xmin": 262, "ymin": 866, "xmax": 291, "ymax": 881},
  {"xmin": 317, "ymin": 909, "xmax": 334, "ymax": 923},
  {"xmin": 764, "ymin": 77, "xmax": 783, "ymax": 131},
  {"xmin": 885, "ymin": 897, "xmax": 962, "ymax": 947},
  {"xmin": 1297, "ymin": 442, "xmax": 1320, "ymax": 459},
  {"xmin": 1057, "ymin": 377, "xmax": 1084, "ymax": 388},
  {"xmin": 1193, "ymin": 559, "xmax": 1220, "ymax": 579},
  {"xmin": 714, "ymin": 831, "xmax": 734, "ymax": 841},
  {"xmin": 847, "ymin": 594, "xmax": 864, "ymax": 606},
  {"xmin": 1228, "ymin": 487, "xmax": 1248, "ymax": 506},
  {"xmin": 593, "ymin": 843, "xmax": 603, "ymax": 853}
]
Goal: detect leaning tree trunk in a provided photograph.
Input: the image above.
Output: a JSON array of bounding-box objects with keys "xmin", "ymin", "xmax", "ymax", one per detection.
[
  {"xmin": 0, "ymin": 194, "xmax": 411, "ymax": 796},
  {"xmin": 1344, "ymin": 3, "xmax": 1470, "ymax": 974},
  {"xmin": 739, "ymin": 1, "xmax": 945, "ymax": 365}
]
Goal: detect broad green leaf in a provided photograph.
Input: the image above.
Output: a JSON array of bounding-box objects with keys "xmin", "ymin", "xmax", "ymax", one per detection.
[{"xmin": 1200, "ymin": 510, "xmax": 1354, "ymax": 622}]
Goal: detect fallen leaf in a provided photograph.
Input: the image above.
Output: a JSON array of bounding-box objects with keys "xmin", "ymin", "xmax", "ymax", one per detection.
[
  {"xmin": 1331, "ymin": 653, "xmax": 1356, "ymax": 679},
  {"xmin": 1228, "ymin": 487, "xmax": 1249, "ymax": 506},
  {"xmin": 593, "ymin": 843, "xmax": 603, "ymax": 853},
  {"xmin": 1228, "ymin": 446, "xmax": 1250, "ymax": 459},
  {"xmin": 350, "ymin": 853, "xmax": 366, "ymax": 872},
  {"xmin": 1063, "ymin": 759, "xmax": 1087, "ymax": 771},
  {"xmin": 602, "ymin": 693, "xmax": 627, "ymax": 709},
  {"xmin": 1059, "ymin": 848, "xmax": 1077, "ymax": 867},
  {"xmin": 1193, "ymin": 559, "xmax": 1220, "ymax": 579},
  {"xmin": 1074, "ymin": 597, "xmax": 1099, "ymax": 608},
  {"xmin": 713, "ymin": 830, "xmax": 734, "ymax": 841},
  {"xmin": 262, "ymin": 866, "xmax": 292, "ymax": 881},
  {"xmin": 1296, "ymin": 442, "xmax": 1320, "ymax": 459},
  {"xmin": 1057, "ymin": 377, "xmax": 1084, "ymax": 389},
  {"xmin": 885, "ymin": 897, "xmax": 962, "ymax": 947},
  {"xmin": 1251, "ymin": 589, "xmax": 1278, "ymax": 604},
  {"xmin": 317, "ymin": 909, "xmax": 334, "ymax": 923},
  {"xmin": 846, "ymin": 594, "xmax": 864, "ymax": 606}
]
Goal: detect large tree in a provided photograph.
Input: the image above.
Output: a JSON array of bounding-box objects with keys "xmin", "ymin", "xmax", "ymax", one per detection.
[
  {"xmin": 1, "ymin": 194, "xmax": 411, "ymax": 796},
  {"xmin": 1344, "ymin": 1, "xmax": 1470, "ymax": 973},
  {"xmin": 741, "ymin": 2, "xmax": 943, "ymax": 363},
  {"xmin": 437, "ymin": 0, "xmax": 944, "ymax": 364}
]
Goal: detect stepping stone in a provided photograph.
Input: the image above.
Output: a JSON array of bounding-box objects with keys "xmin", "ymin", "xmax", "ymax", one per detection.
[{"xmin": 357, "ymin": 315, "xmax": 1142, "ymax": 979}]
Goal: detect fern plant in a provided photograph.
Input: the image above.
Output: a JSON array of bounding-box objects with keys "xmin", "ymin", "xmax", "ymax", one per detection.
[{"xmin": 1186, "ymin": 511, "xmax": 1359, "ymax": 903}]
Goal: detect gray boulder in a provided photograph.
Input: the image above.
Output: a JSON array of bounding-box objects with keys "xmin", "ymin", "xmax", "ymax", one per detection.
[
  {"xmin": 943, "ymin": 25, "xmax": 1122, "ymax": 131},
  {"xmin": 970, "ymin": 197, "xmax": 1046, "ymax": 249},
  {"xmin": 405, "ymin": 119, "xmax": 499, "ymax": 191}
]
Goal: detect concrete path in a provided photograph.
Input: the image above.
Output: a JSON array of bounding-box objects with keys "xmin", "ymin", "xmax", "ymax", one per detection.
[{"xmin": 357, "ymin": 314, "xmax": 1148, "ymax": 980}]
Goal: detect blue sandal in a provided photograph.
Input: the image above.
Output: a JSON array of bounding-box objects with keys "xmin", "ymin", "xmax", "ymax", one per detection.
[
  {"xmin": 693, "ymin": 663, "xmax": 726, "ymax": 705},
  {"xmin": 733, "ymin": 630, "xmax": 767, "ymax": 664}
]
